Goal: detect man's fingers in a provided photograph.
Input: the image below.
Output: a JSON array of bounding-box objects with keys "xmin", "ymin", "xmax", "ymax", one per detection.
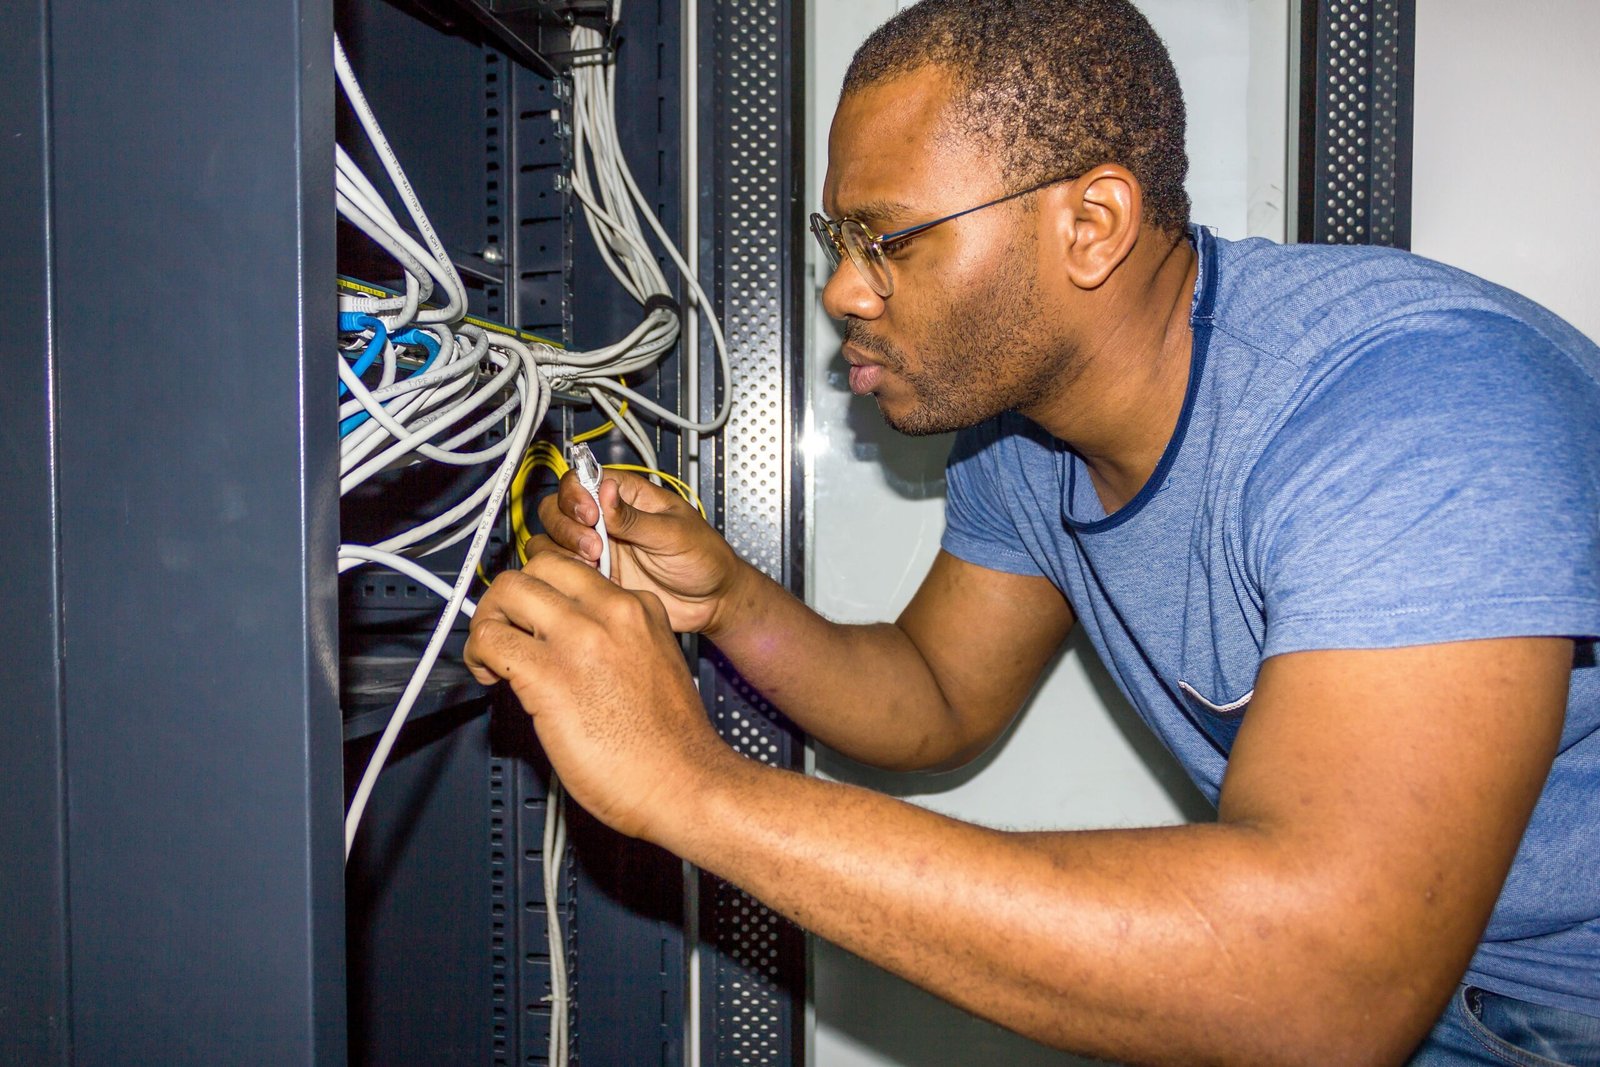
[
  {"xmin": 466, "ymin": 562, "xmax": 608, "ymax": 679},
  {"xmin": 464, "ymin": 616, "xmax": 546, "ymax": 686},
  {"xmin": 555, "ymin": 470, "xmax": 601, "ymax": 523},
  {"xmin": 522, "ymin": 545, "xmax": 621, "ymax": 600},
  {"xmin": 534, "ymin": 467, "xmax": 701, "ymax": 564},
  {"xmin": 467, "ymin": 554, "xmax": 666, "ymax": 689},
  {"xmin": 600, "ymin": 476, "xmax": 691, "ymax": 544},
  {"xmin": 520, "ymin": 533, "xmax": 584, "ymax": 564},
  {"xmin": 538, "ymin": 486, "xmax": 605, "ymax": 563},
  {"xmin": 605, "ymin": 468, "xmax": 683, "ymax": 515},
  {"xmin": 475, "ymin": 567, "xmax": 590, "ymax": 647},
  {"xmin": 634, "ymin": 588, "xmax": 673, "ymax": 630}
]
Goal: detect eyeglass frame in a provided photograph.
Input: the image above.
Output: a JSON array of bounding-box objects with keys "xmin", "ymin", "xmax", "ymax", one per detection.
[{"xmin": 809, "ymin": 171, "xmax": 1081, "ymax": 298}]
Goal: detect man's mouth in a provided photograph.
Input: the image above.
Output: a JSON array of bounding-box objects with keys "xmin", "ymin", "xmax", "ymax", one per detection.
[
  {"xmin": 848, "ymin": 363, "xmax": 884, "ymax": 395},
  {"xmin": 842, "ymin": 342, "xmax": 888, "ymax": 396}
]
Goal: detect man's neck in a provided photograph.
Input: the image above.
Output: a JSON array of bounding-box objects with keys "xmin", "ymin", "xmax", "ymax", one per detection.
[{"xmin": 1025, "ymin": 233, "xmax": 1200, "ymax": 515}]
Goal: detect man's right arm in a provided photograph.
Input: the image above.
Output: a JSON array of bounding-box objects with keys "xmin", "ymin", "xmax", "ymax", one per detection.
[{"xmin": 538, "ymin": 469, "xmax": 1074, "ymax": 771}]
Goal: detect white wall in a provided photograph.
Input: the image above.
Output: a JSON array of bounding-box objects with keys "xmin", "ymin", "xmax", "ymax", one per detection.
[
  {"xmin": 1410, "ymin": 0, "xmax": 1600, "ymax": 343},
  {"xmin": 802, "ymin": 5, "xmax": 1288, "ymax": 1065}
]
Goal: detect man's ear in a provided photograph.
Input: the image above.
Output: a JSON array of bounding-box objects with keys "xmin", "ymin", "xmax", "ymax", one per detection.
[{"xmin": 1045, "ymin": 163, "xmax": 1143, "ymax": 291}]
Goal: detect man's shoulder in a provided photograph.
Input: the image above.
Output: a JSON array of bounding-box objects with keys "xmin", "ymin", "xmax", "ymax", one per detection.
[
  {"xmin": 1205, "ymin": 233, "xmax": 1597, "ymax": 375},
  {"xmin": 944, "ymin": 415, "xmax": 1068, "ymax": 527}
]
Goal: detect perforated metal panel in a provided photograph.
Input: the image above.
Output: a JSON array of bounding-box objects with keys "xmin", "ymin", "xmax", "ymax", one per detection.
[
  {"xmin": 1297, "ymin": 0, "xmax": 1415, "ymax": 247},
  {"xmin": 703, "ymin": 673, "xmax": 801, "ymax": 1065},
  {"xmin": 715, "ymin": 3, "xmax": 792, "ymax": 582},
  {"xmin": 696, "ymin": 0, "xmax": 808, "ymax": 1057}
]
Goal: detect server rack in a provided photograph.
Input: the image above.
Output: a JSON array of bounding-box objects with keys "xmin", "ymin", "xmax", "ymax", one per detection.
[{"xmin": 1, "ymin": 0, "xmax": 805, "ymax": 1062}]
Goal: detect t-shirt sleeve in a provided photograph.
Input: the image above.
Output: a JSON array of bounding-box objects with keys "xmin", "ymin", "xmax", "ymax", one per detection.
[
  {"xmin": 1245, "ymin": 310, "xmax": 1600, "ymax": 658},
  {"xmin": 941, "ymin": 419, "xmax": 1047, "ymax": 577}
]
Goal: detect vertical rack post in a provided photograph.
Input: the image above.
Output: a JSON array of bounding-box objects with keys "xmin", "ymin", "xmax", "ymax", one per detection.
[
  {"xmin": 0, "ymin": 1, "xmax": 72, "ymax": 1057},
  {"xmin": 694, "ymin": 0, "xmax": 810, "ymax": 1059},
  {"xmin": 1296, "ymin": 0, "xmax": 1416, "ymax": 247},
  {"xmin": 1, "ymin": 0, "xmax": 347, "ymax": 1061}
]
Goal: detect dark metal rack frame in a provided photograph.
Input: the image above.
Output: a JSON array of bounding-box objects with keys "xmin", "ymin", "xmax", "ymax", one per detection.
[
  {"xmin": 2, "ymin": 2, "xmax": 73, "ymax": 1061},
  {"xmin": 693, "ymin": 0, "xmax": 810, "ymax": 1060},
  {"xmin": 3, "ymin": 0, "xmax": 806, "ymax": 1062},
  {"xmin": 2, "ymin": 2, "xmax": 346, "ymax": 1064},
  {"xmin": 1294, "ymin": 0, "xmax": 1417, "ymax": 247}
]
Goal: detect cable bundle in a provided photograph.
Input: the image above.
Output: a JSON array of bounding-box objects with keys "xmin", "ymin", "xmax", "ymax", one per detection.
[
  {"xmin": 333, "ymin": 12, "xmax": 726, "ymax": 1065},
  {"xmin": 334, "ymin": 32, "xmax": 550, "ymax": 863},
  {"xmin": 551, "ymin": 9, "xmax": 732, "ymax": 475}
]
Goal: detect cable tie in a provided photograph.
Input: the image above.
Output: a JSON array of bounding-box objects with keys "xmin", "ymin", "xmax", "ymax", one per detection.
[
  {"xmin": 554, "ymin": 23, "xmax": 623, "ymax": 67},
  {"xmin": 641, "ymin": 292, "xmax": 680, "ymax": 320}
]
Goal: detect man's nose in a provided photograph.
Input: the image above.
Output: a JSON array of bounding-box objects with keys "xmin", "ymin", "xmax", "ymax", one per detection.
[{"xmin": 820, "ymin": 257, "xmax": 887, "ymax": 321}]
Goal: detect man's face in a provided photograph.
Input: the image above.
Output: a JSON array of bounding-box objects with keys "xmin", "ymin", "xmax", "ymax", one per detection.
[{"xmin": 821, "ymin": 66, "xmax": 1078, "ymax": 436}]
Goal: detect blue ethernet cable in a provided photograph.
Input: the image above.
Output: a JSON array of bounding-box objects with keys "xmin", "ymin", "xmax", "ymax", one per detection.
[
  {"xmin": 338, "ymin": 312, "xmax": 389, "ymax": 398},
  {"xmin": 339, "ymin": 325, "xmax": 444, "ymax": 438},
  {"xmin": 392, "ymin": 328, "xmax": 442, "ymax": 373}
]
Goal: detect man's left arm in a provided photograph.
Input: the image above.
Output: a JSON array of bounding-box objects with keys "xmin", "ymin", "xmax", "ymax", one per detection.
[{"xmin": 465, "ymin": 553, "xmax": 1570, "ymax": 1067}]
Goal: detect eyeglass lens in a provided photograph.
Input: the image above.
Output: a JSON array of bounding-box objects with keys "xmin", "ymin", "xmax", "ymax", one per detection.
[
  {"xmin": 839, "ymin": 219, "xmax": 894, "ymax": 298},
  {"xmin": 809, "ymin": 213, "xmax": 895, "ymax": 299},
  {"xmin": 809, "ymin": 214, "xmax": 842, "ymax": 270}
]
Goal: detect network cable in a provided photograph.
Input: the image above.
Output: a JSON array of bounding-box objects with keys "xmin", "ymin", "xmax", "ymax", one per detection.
[
  {"xmin": 333, "ymin": 10, "xmax": 728, "ymax": 1064},
  {"xmin": 569, "ymin": 443, "xmax": 612, "ymax": 579}
]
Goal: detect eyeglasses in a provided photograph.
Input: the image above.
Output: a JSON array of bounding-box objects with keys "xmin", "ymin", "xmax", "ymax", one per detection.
[{"xmin": 809, "ymin": 172, "xmax": 1079, "ymax": 298}]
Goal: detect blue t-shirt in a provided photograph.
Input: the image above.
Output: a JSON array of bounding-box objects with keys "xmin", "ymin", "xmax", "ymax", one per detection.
[{"xmin": 941, "ymin": 227, "xmax": 1600, "ymax": 1015}]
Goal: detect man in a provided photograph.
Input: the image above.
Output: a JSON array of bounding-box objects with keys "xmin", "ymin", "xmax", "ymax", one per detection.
[{"xmin": 465, "ymin": 0, "xmax": 1600, "ymax": 1061}]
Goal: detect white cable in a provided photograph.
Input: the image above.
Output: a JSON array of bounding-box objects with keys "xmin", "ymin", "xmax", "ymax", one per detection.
[
  {"xmin": 608, "ymin": 131, "xmax": 732, "ymax": 431},
  {"xmin": 338, "ymin": 344, "xmax": 524, "ymax": 492},
  {"xmin": 409, "ymin": 388, "xmax": 556, "ymax": 562},
  {"xmin": 334, "ymin": 34, "xmax": 552, "ymax": 854},
  {"xmin": 570, "ymin": 443, "xmax": 612, "ymax": 580},
  {"xmin": 567, "ymin": 25, "xmax": 732, "ymax": 433},
  {"xmin": 336, "ymin": 346, "xmax": 480, "ymax": 419},
  {"xmin": 339, "ymin": 354, "xmax": 484, "ymax": 471},
  {"xmin": 344, "ymin": 358, "xmax": 541, "ymax": 859},
  {"xmin": 335, "ymin": 192, "xmax": 438, "ymax": 313},
  {"xmin": 337, "ymin": 546, "xmax": 477, "ymax": 617},
  {"xmin": 333, "ymin": 27, "xmax": 732, "ymax": 1065},
  {"xmin": 591, "ymin": 387, "xmax": 659, "ymax": 478},
  {"xmin": 362, "ymin": 388, "xmax": 539, "ymax": 559},
  {"xmin": 681, "ymin": 0, "xmax": 704, "ymax": 1052},
  {"xmin": 543, "ymin": 777, "xmax": 570, "ymax": 1067},
  {"xmin": 334, "ymin": 35, "xmax": 466, "ymax": 325},
  {"xmin": 539, "ymin": 444, "xmax": 613, "ymax": 1067},
  {"xmin": 683, "ymin": 0, "xmax": 703, "ymax": 484},
  {"xmin": 334, "ymin": 184, "xmax": 459, "ymax": 323}
]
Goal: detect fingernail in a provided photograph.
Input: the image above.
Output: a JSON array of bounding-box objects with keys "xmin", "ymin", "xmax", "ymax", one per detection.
[{"xmin": 580, "ymin": 533, "xmax": 597, "ymax": 558}]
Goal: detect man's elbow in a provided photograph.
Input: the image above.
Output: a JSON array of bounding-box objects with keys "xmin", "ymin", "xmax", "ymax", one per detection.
[
  {"xmin": 1108, "ymin": 973, "xmax": 1455, "ymax": 1067},
  {"xmin": 853, "ymin": 698, "xmax": 1014, "ymax": 773},
  {"xmin": 1267, "ymin": 989, "xmax": 1451, "ymax": 1067},
  {"xmin": 1222, "ymin": 936, "xmax": 1465, "ymax": 1066},
  {"xmin": 901, "ymin": 718, "xmax": 1008, "ymax": 773}
]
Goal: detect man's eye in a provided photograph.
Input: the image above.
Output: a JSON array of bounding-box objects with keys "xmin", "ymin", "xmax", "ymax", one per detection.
[{"xmin": 883, "ymin": 236, "xmax": 918, "ymax": 259}]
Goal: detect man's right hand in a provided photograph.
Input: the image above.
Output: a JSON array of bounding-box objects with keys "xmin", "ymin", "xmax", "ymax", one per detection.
[
  {"xmin": 540, "ymin": 467, "xmax": 1074, "ymax": 775},
  {"xmin": 536, "ymin": 468, "xmax": 744, "ymax": 637}
]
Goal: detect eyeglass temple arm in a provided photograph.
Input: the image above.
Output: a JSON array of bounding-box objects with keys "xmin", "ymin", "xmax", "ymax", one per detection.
[{"xmin": 874, "ymin": 174, "xmax": 1076, "ymax": 247}]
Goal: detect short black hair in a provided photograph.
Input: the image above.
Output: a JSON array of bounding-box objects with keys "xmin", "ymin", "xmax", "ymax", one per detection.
[{"xmin": 842, "ymin": 0, "xmax": 1191, "ymax": 235}]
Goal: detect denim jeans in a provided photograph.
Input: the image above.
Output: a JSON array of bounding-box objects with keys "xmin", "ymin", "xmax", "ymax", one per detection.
[{"xmin": 1408, "ymin": 986, "xmax": 1600, "ymax": 1066}]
